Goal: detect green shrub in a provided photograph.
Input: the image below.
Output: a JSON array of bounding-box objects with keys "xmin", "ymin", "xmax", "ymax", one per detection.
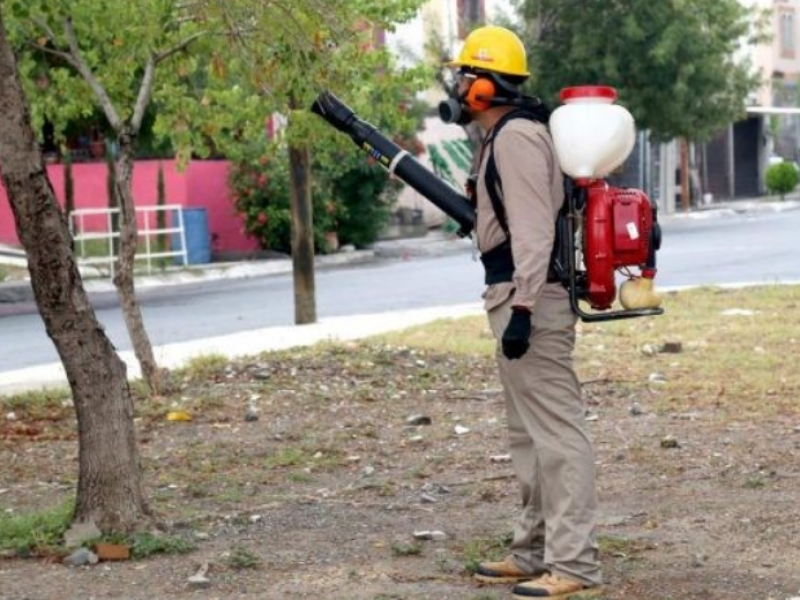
[
  {"xmin": 765, "ymin": 161, "xmax": 799, "ymax": 199},
  {"xmin": 230, "ymin": 150, "xmax": 337, "ymax": 255},
  {"xmin": 0, "ymin": 501, "xmax": 74, "ymax": 556}
]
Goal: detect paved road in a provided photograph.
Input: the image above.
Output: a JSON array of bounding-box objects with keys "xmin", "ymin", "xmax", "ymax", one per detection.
[{"xmin": 1, "ymin": 208, "xmax": 798, "ymax": 372}]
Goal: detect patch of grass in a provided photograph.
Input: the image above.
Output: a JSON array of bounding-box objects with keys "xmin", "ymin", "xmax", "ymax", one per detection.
[
  {"xmin": 459, "ymin": 531, "xmax": 513, "ymax": 573},
  {"xmin": 370, "ymin": 318, "xmax": 494, "ymax": 356},
  {"xmin": 744, "ymin": 476, "xmax": 765, "ymax": 489},
  {"xmin": 180, "ymin": 353, "xmax": 230, "ymax": 382},
  {"xmin": 0, "ymin": 501, "xmax": 74, "ymax": 556},
  {"xmin": 390, "ymin": 542, "xmax": 423, "ymax": 557},
  {"xmin": 377, "ymin": 285, "xmax": 800, "ymax": 418},
  {"xmin": 0, "ymin": 264, "xmax": 27, "ymax": 282},
  {"xmin": 227, "ymin": 545, "xmax": 262, "ymax": 569},
  {"xmin": 130, "ymin": 532, "xmax": 195, "ymax": 559},
  {"xmin": 0, "ymin": 388, "xmax": 72, "ymax": 419},
  {"xmin": 264, "ymin": 447, "xmax": 308, "ymax": 469},
  {"xmin": 217, "ymin": 486, "xmax": 246, "ymax": 503}
]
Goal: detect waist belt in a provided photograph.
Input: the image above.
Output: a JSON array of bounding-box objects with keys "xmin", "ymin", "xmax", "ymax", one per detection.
[{"xmin": 480, "ymin": 240, "xmax": 559, "ymax": 285}]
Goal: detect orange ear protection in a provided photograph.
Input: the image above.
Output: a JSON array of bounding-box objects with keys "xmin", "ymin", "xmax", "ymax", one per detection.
[{"xmin": 465, "ymin": 77, "xmax": 496, "ymax": 112}]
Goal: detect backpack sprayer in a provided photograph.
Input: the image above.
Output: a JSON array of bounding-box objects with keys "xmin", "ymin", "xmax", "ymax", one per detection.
[{"xmin": 311, "ymin": 88, "xmax": 663, "ymax": 322}]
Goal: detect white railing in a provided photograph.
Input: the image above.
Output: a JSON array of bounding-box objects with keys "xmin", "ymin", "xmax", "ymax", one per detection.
[{"xmin": 69, "ymin": 204, "xmax": 188, "ymax": 276}]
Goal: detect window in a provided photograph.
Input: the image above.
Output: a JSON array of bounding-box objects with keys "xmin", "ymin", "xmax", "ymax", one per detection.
[{"xmin": 780, "ymin": 9, "xmax": 796, "ymax": 58}]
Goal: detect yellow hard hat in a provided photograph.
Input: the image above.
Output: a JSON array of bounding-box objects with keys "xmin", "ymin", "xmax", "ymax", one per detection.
[{"xmin": 447, "ymin": 25, "xmax": 529, "ymax": 78}]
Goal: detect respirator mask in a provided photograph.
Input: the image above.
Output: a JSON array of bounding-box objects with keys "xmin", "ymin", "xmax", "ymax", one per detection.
[
  {"xmin": 439, "ymin": 92, "xmax": 472, "ymax": 125},
  {"xmin": 438, "ymin": 69, "xmax": 479, "ymax": 125}
]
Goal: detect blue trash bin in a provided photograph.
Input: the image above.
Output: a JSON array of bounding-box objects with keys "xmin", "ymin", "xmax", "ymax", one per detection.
[{"xmin": 173, "ymin": 207, "xmax": 211, "ymax": 265}]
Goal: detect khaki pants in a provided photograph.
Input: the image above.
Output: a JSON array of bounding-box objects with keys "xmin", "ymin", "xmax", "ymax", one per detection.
[{"xmin": 487, "ymin": 293, "xmax": 601, "ymax": 587}]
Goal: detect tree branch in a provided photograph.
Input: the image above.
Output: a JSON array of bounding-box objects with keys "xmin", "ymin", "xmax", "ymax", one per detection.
[
  {"xmin": 62, "ymin": 17, "xmax": 123, "ymax": 132},
  {"xmin": 27, "ymin": 41, "xmax": 75, "ymax": 67},
  {"xmin": 153, "ymin": 30, "xmax": 206, "ymax": 64},
  {"xmin": 131, "ymin": 56, "xmax": 156, "ymax": 133}
]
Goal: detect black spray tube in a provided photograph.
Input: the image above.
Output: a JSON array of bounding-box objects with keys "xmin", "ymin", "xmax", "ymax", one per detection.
[{"xmin": 311, "ymin": 91, "xmax": 476, "ymax": 236}]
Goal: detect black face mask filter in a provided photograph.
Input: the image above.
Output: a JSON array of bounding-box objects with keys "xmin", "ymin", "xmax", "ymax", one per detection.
[{"xmin": 439, "ymin": 92, "xmax": 472, "ymax": 125}]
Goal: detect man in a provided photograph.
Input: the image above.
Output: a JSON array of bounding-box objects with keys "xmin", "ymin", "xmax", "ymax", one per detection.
[{"xmin": 442, "ymin": 25, "xmax": 602, "ymax": 599}]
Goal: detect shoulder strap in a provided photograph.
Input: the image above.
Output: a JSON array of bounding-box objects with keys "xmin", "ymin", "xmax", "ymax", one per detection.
[{"xmin": 483, "ymin": 109, "xmax": 543, "ymax": 238}]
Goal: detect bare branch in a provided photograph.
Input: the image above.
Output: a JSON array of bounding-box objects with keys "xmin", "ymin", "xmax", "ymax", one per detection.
[
  {"xmin": 131, "ymin": 56, "xmax": 156, "ymax": 133},
  {"xmin": 32, "ymin": 17, "xmax": 59, "ymax": 46},
  {"xmin": 27, "ymin": 41, "xmax": 75, "ymax": 67},
  {"xmin": 153, "ymin": 30, "xmax": 206, "ymax": 64},
  {"xmin": 62, "ymin": 17, "xmax": 123, "ymax": 131}
]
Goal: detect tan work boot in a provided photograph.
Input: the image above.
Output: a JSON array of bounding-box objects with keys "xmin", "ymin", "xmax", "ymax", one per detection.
[
  {"xmin": 474, "ymin": 555, "xmax": 536, "ymax": 584},
  {"xmin": 512, "ymin": 572, "xmax": 602, "ymax": 598}
]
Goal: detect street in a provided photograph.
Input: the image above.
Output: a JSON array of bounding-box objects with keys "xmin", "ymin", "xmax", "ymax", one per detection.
[{"xmin": 1, "ymin": 208, "xmax": 798, "ymax": 373}]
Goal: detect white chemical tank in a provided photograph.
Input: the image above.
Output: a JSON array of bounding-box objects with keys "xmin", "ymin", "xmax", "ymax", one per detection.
[{"xmin": 550, "ymin": 86, "xmax": 636, "ymax": 180}]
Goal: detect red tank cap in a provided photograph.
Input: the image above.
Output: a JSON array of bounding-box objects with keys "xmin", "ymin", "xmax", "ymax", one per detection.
[{"xmin": 559, "ymin": 86, "xmax": 618, "ymax": 102}]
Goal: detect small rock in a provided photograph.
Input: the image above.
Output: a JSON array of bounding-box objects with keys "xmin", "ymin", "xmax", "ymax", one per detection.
[
  {"xmin": 252, "ymin": 370, "xmax": 271, "ymax": 381},
  {"xmin": 641, "ymin": 344, "xmax": 660, "ymax": 357},
  {"xmin": 188, "ymin": 562, "xmax": 211, "ymax": 589},
  {"xmin": 420, "ymin": 493, "xmax": 437, "ymax": 504},
  {"xmin": 490, "ymin": 454, "xmax": 512, "ymax": 463},
  {"xmin": 691, "ymin": 553, "xmax": 707, "ymax": 568},
  {"xmin": 64, "ymin": 521, "xmax": 102, "ymax": 549},
  {"xmin": 194, "ymin": 532, "xmax": 210, "ymax": 540},
  {"xmin": 660, "ymin": 435, "xmax": 681, "ymax": 449},
  {"xmin": 406, "ymin": 414, "xmax": 432, "ymax": 426},
  {"xmin": 614, "ymin": 451, "xmax": 626, "ymax": 462},
  {"xmin": 721, "ymin": 308, "xmax": 757, "ymax": 317},
  {"xmin": 244, "ymin": 407, "xmax": 259, "ymax": 422},
  {"xmin": 249, "ymin": 514, "xmax": 262, "ymax": 523},
  {"xmin": 648, "ymin": 372, "xmax": 667, "ymax": 384},
  {"xmin": 5, "ymin": 411, "xmax": 16, "ymax": 421},
  {"xmin": 454, "ymin": 425, "xmax": 470, "ymax": 435},
  {"xmin": 63, "ymin": 548, "xmax": 99, "ymax": 567},
  {"xmin": 408, "ymin": 435, "xmax": 424, "ymax": 443},
  {"xmin": 629, "ymin": 403, "xmax": 644, "ymax": 416},
  {"xmin": 361, "ymin": 465, "xmax": 376, "ymax": 477},
  {"xmin": 585, "ymin": 413, "xmax": 599, "ymax": 422},
  {"xmin": 412, "ymin": 530, "xmax": 448, "ymax": 541}
]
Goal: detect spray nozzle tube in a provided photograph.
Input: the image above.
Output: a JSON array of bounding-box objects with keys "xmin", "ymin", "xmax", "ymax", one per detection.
[{"xmin": 311, "ymin": 91, "xmax": 476, "ymax": 237}]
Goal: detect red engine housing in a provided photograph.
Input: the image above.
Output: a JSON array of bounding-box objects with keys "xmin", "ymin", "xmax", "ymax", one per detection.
[{"xmin": 583, "ymin": 181, "xmax": 654, "ymax": 310}]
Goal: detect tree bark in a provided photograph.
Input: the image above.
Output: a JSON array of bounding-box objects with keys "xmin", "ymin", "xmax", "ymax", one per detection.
[
  {"xmin": 288, "ymin": 143, "xmax": 316, "ymax": 324},
  {"xmin": 113, "ymin": 132, "xmax": 163, "ymax": 393},
  {"xmin": 0, "ymin": 8, "xmax": 150, "ymax": 533},
  {"xmin": 680, "ymin": 137, "xmax": 691, "ymax": 212}
]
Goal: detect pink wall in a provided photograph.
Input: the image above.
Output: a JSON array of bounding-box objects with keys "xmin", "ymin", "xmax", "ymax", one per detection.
[{"xmin": 0, "ymin": 159, "xmax": 259, "ymax": 255}]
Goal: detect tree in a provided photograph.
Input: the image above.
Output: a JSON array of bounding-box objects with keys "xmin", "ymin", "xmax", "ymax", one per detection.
[
  {"xmin": 6, "ymin": 0, "xmax": 210, "ymax": 393},
  {"xmin": 201, "ymin": 0, "xmax": 428, "ymax": 324},
  {"xmin": 518, "ymin": 0, "xmax": 766, "ymax": 209},
  {"xmin": 0, "ymin": 4, "xmax": 150, "ymax": 533}
]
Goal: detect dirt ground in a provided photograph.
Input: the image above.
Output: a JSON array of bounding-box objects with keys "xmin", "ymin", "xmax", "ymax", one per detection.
[{"xmin": 2, "ymin": 287, "xmax": 800, "ymax": 600}]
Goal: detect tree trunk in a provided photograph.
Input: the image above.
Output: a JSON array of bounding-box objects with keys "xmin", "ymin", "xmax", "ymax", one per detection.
[
  {"xmin": 680, "ymin": 137, "xmax": 691, "ymax": 212},
  {"xmin": 288, "ymin": 143, "xmax": 316, "ymax": 324},
  {"xmin": 113, "ymin": 132, "xmax": 164, "ymax": 393},
  {"xmin": 0, "ymin": 8, "xmax": 150, "ymax": 533}
]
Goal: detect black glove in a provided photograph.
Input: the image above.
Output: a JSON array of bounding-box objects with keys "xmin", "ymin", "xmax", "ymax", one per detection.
[{"xmin": 502, "ymin": 307, "xmax": 532, "ymax": 360}]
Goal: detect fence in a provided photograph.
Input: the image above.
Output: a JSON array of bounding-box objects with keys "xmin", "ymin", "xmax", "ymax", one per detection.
[{"xmin": 69, "ymin": 204, "xmax": 188, "ymax": 276}]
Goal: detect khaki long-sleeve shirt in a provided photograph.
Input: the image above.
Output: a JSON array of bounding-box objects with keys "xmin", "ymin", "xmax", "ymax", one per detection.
[{"xmin": 476, "ymin": 117, "xmax": 567, "ymax": 312}]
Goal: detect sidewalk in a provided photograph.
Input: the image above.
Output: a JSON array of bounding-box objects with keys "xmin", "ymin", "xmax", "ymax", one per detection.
[
  {"xmin": 2, "ymin": 196, "xmax": 799, "ymax": 396},
  {"xmin": 0, "ymin": 302, "xmax": 484, "ymax": 395}
]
